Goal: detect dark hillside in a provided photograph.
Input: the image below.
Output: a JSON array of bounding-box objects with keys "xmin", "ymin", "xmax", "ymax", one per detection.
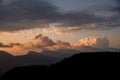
[{"xmin": 1, "ymin": 52, "xmax": 120, "ymax": 79}]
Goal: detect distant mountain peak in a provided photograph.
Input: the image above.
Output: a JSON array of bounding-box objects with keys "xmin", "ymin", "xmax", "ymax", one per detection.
[
  {"xmin": 27, "ymin": 51, "xmax": 40, "ymax": 55},
  {"xmin": 1, "ymin": 52, "xmax": 120, "ymax": 80},
  {"xmin": 41, "ymin": 50, "xmax": 57, "ymax": 53},
  {"xmin": 0, "ymin": 51, "xmax": 13, "ymax": 57}
]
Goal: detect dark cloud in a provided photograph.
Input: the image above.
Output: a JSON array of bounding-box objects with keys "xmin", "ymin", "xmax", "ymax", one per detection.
[
  {"xmin": 0, "ymin": 0, "xmax": 119, "ymax": 32},
  {"xmin": 0, "ymin": 0, "xmax": 4, "ymax": 3},
  {"xmin": 0, "ymin": 0, "xmax": 2, "ymax": 2},
  {"xmin": 116, "ymin": 0, "xmax": 120, "ymax": 12},
  {"xmin": 55, "ymin": 12, "xmax": 104, "ymax": 27},
  {"xmin": 34, "ymin": 33, "xmax": 55, "ymax": 47},
  {"xmin": 92, "ymin": 0, "xmax": 119, "ymax": 16},
  {"xmin": 0, "ymin": 0, "xmax": 59, "ymax": 31}
]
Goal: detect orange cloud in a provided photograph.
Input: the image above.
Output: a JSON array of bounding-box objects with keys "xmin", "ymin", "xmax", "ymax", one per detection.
[
  {"xmin": 51, "ymin": 27, "xmax": 68, "ymax": 35},
  {"xmin": 0, "ymin": 45, "xmax": 26, "ymax": 55},
  {"xmin": 74, "ymin": 37, "xmax": 96, "ymax": 47},
  {"xmin": 31, "ymin": 34, "xmax": 110, "ymax": 51},
  {"xmin": 46, "ymin": 40, "xmax": 72, "ymax": 51},
  {"xmin": 0, "ymin": 33, "xmax": 110, "ymax": 56},
  {"xmin": 42, "ymin": 28, "xmax": 48, "ymax": 34},
  {"xmin": 73, "ymin": 36, "xmax": 110, "ymax": 49},
  {"xmin": 50, "ymin": 23, "xmax": 100, "ymax": 35},
  {"xmin": 33, "ymin": 33, "xmax": 55, "ymax": 47}
]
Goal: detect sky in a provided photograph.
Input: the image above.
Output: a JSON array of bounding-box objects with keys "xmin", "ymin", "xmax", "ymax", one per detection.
[{"xmin": 0, "ymin": 0, "xmax": 120, "ymax": 55}]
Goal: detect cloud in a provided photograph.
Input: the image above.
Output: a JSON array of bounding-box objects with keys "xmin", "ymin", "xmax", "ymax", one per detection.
[
  {"xmin": 34, "ymin": 33, "xmax": 71, "ymax": 48},
  {"xmin": 0, "ymin": 42, "xmax": 12, "ymax": 47},
  {"xmin": 96, "ymin": 37, "xmax": 110, "ymax": 48},
  {"xmin": 0, "ymin": 45, "xmax": 30, "ymax": 55},
  {"xmin": 0, "ymin": 0, "xmax": 3, "ymax": 3},
  {"xmin": 30, "ymin": 33, "xmax": 72, "ymax": 50},
  {"xmin": 55, "ymin": 6, "xmax": 120, "ymax": 30},
  {"xmin": 0, "ymin": 0, "xmax": 59, "ymax": 31},
  {"xmin": 0, "ymin": 0, "xmax": 95, "ymax": 32},
  {"xmin": 0, "ymin": 0, "xmax": 119, "ymax": 32},
  {"xmin": 45, "ymin": 40, "xmax": 72, "ymax": 51},
  {"xmin": 32, "ymin": 34, "xmax": 110, "ymax": 50},
  {"xmin": 34, "ymin": 34, "xmax": 55, "ymax": 47},
  {"xmin": 9, "ymin": 43, "xmax": 23, "ymax": 46},
  {"xmin": 117, "ymin": 0, "xmax": 120, "ymax": 12},
  {"xmin": 0, "ymin": 34, "xmax": 111, "ymax": 55},
  {"xmin": 42, "ymin": 28, "xmax": 48, "ymax": 34},
  {"xmin": 50, "ymin": 27, "xmax": 73, "ymax": 34},
  {"xmin": 0, "ymin": 0, "xmax": 4, "ymax": 3},
  {"xmin": 54, "ymin": 40, "xmax": 71, "ymax": 49},
  {"xmin": 0, "ymin": 42, "xmax": 23, "ymax": 48},
  {"xmin": 73, "ymin": 36, "xmax": 110, "ymax": 49},
  {"xmin": 0, "ymin": 42, "xmax": 37, "ymax": 55},
  {"xmin": 55, "ymin": 40, "xmax": 71, "ymax": 47},
  {"xmin": 51, "ymin": 23, "xmax": 102, "ymax": 34},
  {"xmin": 56, "ymin": 12, "xmax": 104, "ymax": 26},
  {"xmin": 51, "ymin": 3, "xmax": 120, "ymax": 32}
]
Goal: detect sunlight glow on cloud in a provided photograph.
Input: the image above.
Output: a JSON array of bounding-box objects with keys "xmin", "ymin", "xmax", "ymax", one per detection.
[
  {"xmin": 0, "ymin": 0, "xmax": 119, "ymax": 55},
  {"xmin": 30, "ymin": 34, "xmax": 110, "ymax": 51},
  {"xmin": 73, "ymin": 36, "xmax": 110, "ymax": 49},
  {"xmin": 0, "ymin": 32, "xmax": 113, "ymax": 55},
  {"xmin": 49, "ymin": 23, "xmax": 103, "ymax": 35}
]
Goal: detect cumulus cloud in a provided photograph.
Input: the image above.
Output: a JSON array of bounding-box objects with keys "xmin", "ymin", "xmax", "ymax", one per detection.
[
  {"xmin": 31, "ymin": 34, "xmax": 110, "ymax": 50},
  {"xmin": 73, "ymin": 36, "xmax": 110, "ymax": 49},
  {"xmin": 1, "ymin": 34, "xmax": 111, "ymax": 54},
  {"xmin": 28, "ymin": 33, "xmax": 72, "ymax": 51},
  {"xmin": 31, "ymin": 35, "xmax": 110, "ymax": 51},
  {"xmin": 34, "ymin": 34, "xmax": 55, "ymax": 47},
  {"xmin": 45, "ymin": 41, "xmax": 72, "ymax": 51}
]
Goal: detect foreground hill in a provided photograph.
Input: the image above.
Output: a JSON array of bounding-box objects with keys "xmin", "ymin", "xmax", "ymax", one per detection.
[
  {"xmin": 1, "ymin": 52, "xmax": 120, "ymax": 79},
  {"xmin": 0, "ymin": 51, "xmax": 17, "ymax": 77},
  {"xmin": 0, "ymin": 50, "xmax": 77, "ymax": 77}
]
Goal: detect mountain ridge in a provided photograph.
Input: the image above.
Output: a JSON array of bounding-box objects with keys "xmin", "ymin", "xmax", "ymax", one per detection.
[
  {"xmin": 0, "ymin": 50, "xmax": 77, "ymax": 77},
  {"xmin": 1, "ymin": 52, "xmax": 120, "ymax": 79}
]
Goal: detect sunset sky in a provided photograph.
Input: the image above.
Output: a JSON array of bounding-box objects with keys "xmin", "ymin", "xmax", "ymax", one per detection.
[{"xmin": 0, "ymin": 0, "xmax": 120, "ymax": 55}]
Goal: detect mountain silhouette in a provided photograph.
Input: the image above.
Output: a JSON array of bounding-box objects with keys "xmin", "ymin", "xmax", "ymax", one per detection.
[
  {"xmin": 1, "ymin": 52, "xmax": 120, "ymax": 79},
  {"xmin": 41, "ymin": 50, "xmax": 77, "ymax": 58},
  {"xmin": 0, "ymin": 51, "xmax": 17, "ymax": 77},
  {"xmin": 0, "ymin": 51, "xmax": 13, "ymax": 57},
  {"xmin": 0, "ymin": 50, "xmax": 76, "ymax": 77}
]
